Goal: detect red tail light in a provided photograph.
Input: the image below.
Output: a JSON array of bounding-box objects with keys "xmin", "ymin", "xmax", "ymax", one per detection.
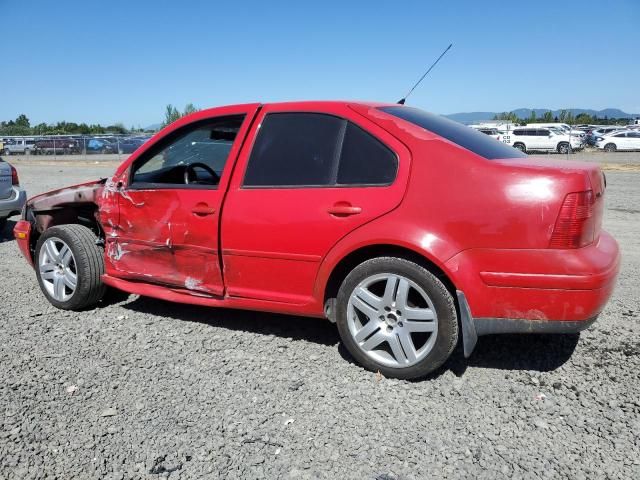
[
  {"xmin": 549, "ymin": 190, "xmax": 595, "ymax": 248},
  {"xmin": 10, "ymin": 164, "xmax": 19, "ymax": 186}
]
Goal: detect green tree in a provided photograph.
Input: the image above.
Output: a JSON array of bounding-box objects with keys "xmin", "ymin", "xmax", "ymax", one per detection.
[
  {"xmin": 527, "ymin": 110, "xmax": 537, "ymax": 123},
  {"xmin": 183, "ymin": 103, "xmax": 198, "ymax": 116},
  {"xmin": 15, "ymin": 114, "xmax": 30, "ymax": 128},
  {"xmin": 163, "ymin": 104, "xmax": 181, "ymax": 127},
  {"xmin": 542, "ymin": 111, "xmax": 553, "ymax": 122}
]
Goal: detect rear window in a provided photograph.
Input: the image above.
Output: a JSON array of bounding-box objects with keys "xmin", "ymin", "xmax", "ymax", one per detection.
[{"xmin": 378, "ymin": 106, "xmax": 526, "ymax": 159}]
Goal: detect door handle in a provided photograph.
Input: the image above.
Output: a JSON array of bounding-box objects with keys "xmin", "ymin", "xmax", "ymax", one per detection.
[
  {"xmin": 192, "ymin": 203, "xmax": 216, "ymax": 216},
  {"xmin": 327, "ymin": 203, "xmax": 362, "ymax": 217}
]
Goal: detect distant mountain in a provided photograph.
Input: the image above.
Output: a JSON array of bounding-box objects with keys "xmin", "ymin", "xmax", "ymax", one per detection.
[
  {"xmin": 445, "ymin": 108, "xmax": 640, "ymax": 124},
  {"xmin": 144, "ymin": 123, "xmax": 162, "ymax": 132}
]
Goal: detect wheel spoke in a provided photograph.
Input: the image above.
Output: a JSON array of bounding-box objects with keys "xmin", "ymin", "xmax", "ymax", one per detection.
[
  {"xmin": 404, "ymin": 320, "xmax": 436, "ymax": 333},
  {"xmin": 395, "ymin": 278, "xmax": 410, "ymax": 309},
  {"xmin": 361, "ymin": 331, "xmax": 387, "ymax": 352},
  {"xmin": 404, "ymin": 307, "xmax": 435, "ymax": 321},
  {"xmin": 59, "ymin": 245, "xmax": 72, "ymax": 265},
  {"xmin": 354, "ymin": 287, "xmax": 383, "ymax": 311},
  {"xmin": 40, "ymin": 270, "xmax": 56, "ymax": 281},
  {"xmin": 388, "ymin": 334, "xmax": 408, "ymax": 363},
  {"xmin": 45, "ymin": 241, "xmax": 60, "ymax": 262},
  {"xmin": 382, "ymin": 275, "xmax": 399, "ymax": 304},
  {"xmin": 354, "ymin": 319, "xmax": 381, "ymax": 343},
  {"xmin": 63, "ymin": 269, "xmax": 77, "ymax": 290},
  {"xmin": 397, "ymin": 330, "xmax": 417, "ymax": 363},
  {"xmin": 54, "ymin": 274, "xmax": 66, "ymax": 299}
]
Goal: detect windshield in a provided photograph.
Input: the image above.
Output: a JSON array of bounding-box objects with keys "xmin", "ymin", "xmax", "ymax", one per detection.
[{"xmin": 378, "ymin": 106, "xmax": 526, "ymax": 159}]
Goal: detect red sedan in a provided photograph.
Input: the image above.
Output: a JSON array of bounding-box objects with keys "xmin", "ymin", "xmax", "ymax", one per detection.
[{"xmin": 13, "ymin": 102, "xmax": 620, "ymax": 379}]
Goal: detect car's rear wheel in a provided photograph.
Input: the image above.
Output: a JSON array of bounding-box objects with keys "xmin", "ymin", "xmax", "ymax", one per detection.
[
  {"xmin": 604, "ymin": 143, "xmax": 617, "ymax": 152},
  {"xmin": 336, "ymin": 257, "xmax": 458, "ymax": 380},
  {"xmin": 35, "ymin": 225, "xmax": 106, "ymax": 310},
  {"xmin": 513, "ymin": 142, "xmax": 526, "ymax": 153},
  {"xmin": 4, "ymin": 149, "xmax": 10, "ymax": 155},
  {"xmin": 24, "ymin": 148, "xmax": 31, "ymax": 155},
  {"xmin": 557, "ymin": 142, "xmax": 571, "ymax": 154}
]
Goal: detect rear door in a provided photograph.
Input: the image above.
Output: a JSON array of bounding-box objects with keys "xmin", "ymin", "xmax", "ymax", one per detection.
[
  {"xmin": 0, "ymin": 160, "xmax": 12, "ymax": 199},
  {"xmin": 221, "ymin": 104, "xmax": 410, "ymax": 304}
]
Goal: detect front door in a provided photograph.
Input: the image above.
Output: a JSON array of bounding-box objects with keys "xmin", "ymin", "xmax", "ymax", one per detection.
[
  {"xmin": 107, "ymin": 106, "xmax": 258, "ymax": 295},
  {"xmin": 221, "ymin": 105, "xmax": 410, "ymax": 304}
]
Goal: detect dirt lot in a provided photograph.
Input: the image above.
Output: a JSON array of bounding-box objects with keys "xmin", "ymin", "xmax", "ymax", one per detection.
[{"xmin": 1, "ymin": 158, "xmax": 639, "ymax": 479}]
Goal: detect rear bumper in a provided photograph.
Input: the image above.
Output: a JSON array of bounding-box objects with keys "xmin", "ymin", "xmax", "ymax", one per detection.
[
  {"xmin": 0, "ymin": 186, "xmax": 26, "ymax": 218},
  {"xmin": 446, "ymin": 231, "xmax": 620, "ymax": 322}
]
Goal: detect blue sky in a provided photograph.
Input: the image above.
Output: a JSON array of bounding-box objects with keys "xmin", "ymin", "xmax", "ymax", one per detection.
[{"xmin": 1, "ymin": 0, "xmax": 638, "ymax": 127}]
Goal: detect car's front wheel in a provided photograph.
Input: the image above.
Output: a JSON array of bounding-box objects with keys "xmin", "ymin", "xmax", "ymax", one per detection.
[
  {"xmin": 557, "ymin": 142, "xmax": 571, "ymax": 154},
  {"xmin": 35, "ymin": 224, "xmax": 106, "ymax": 310},
  {"xmin": 604, "ymin": 143, "xmax": 617, "ymax": 152},
  {"xmin": 336, "ymin": 257, "xmax": 458, "ymax": 380}
]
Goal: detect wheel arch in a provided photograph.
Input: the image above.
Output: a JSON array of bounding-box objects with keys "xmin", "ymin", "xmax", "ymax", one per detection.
[{"xmin": 321, "ymin": 243, "xmax": 458, "ymax": 307}]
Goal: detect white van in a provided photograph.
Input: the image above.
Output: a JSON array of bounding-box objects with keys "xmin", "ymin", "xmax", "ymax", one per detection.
[{"xmin": 511, "ymin": 127, "xmax": 583, "ymax": 154}]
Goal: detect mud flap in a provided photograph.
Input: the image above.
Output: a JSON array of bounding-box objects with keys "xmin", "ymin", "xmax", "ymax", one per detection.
[{"xmin": 456, "ymin": 290, "xmax": 478, "ymax": 358}]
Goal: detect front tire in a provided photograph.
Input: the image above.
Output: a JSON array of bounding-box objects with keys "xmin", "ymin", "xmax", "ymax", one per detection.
[
  {"xmin": 513, "ymin": 142, "xmax": 526, "ymax": 153},
  {"xmin": 557, "ymin": 142, "xmax": 571, "ymax": 154},
  {"xmin": 35, "ymin": 225, "xmax": 106, "ymax": 310},
  {"xmin": 336, "ymin": 257, "xmax": 458, "ymax": 380},
  {"xmin": 604, "ymin": 143, "xmax": 617, "ymax": 152}
]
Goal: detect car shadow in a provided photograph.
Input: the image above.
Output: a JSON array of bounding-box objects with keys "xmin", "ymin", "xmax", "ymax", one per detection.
[
  {"xmin": 0, "ymin": 219, "xmax": 16, "ymax": 243},
  {"xmin": 120, "ymin": 295, "xmax": 339, "ymax": 347},
  {"xmin": 119, "ymin": 295, "xmax": 580, "ymax": 377}
]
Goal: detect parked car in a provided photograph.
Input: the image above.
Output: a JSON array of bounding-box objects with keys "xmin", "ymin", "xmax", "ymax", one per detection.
[
  {"xmin": 34, "ymin": 138, "xmax": 80, "ymax": 155},
  {"xmin": 83, "ymin": 138, "xmax": 116, "ymax": 154},
  {"xmin": 473, "ymin": 127, "xmax": 502, "ymax": 142},
  {"xmin": 511, "ymin": 127, "xmax": 583, "ymax": 153},
  {"xmin": 13, "ymin": 101, "xmax": 619, "ymax": 379},
  {"xmin": 117, "ymin": 138, "xmax": 146, "ymax": 154},
  {"xmin": 595, "ymin": 131, "xmax": 640, "ymax": 151},
  {"xmin": 3, "ymin": 138, "xmax": 36, "ymax": 155},
  {"xmin": 587, "ymin": 127, "xmax": 624, "ymax": 146},
  {"xmin": 0, "ymin": 158, "xmax": 27, "ymax": 232}
]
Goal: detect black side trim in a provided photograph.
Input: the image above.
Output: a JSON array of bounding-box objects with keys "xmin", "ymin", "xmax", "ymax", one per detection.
[{"xmin": 474, "ymin": 316, "xmax": 598, "ymax": 336}]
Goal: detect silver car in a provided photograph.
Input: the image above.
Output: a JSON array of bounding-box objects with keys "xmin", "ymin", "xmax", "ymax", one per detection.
[{"xmin": 0, "ymin": 159, "xmax": 27, "ymax": 232}]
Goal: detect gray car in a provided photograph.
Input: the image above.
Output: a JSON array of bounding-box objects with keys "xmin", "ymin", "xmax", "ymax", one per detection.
[{"xmin": 0, "ymin": 159, "xmax": 27, "ymax": 232}]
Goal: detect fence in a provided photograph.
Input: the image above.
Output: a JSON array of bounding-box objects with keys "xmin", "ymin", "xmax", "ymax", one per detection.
[{"xmin": 0, "ymin": 134, "xmax": 153, "ymax": 161}]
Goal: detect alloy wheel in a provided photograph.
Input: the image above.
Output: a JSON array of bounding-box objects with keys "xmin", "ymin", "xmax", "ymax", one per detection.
[
  {"xmin": 38, "ymin": 237, "xmax": 78, "ymax": 301},
  {"xmin": 347, "ymin": 273, "xmax": 438, "ymax": 368}
]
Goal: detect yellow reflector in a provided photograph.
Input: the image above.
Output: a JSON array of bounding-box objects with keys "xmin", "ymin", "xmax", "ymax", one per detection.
[{"xmin": 16, "ymin": 232, "xmax": 27, "ymax": 239}]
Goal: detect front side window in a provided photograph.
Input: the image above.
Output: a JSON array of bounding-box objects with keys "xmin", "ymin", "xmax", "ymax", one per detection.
[
  {"xmin": 131, "ymin": 115, "xmax": 244, "ymax": 188},
  {"xmin": 243, "ymin": 113, "xmax": 397, "ymax": 187}
]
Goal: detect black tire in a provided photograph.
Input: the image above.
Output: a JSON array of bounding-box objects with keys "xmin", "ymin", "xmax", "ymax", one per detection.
[
  {"xmin": 0, "ymin": 217, "xmax": 7, "ymax": 234},
  {"xmin": 557, "ymin": 142, "xmax": 571, "ymax": 154},
  {"xmin": 604, "ymin": 143, "xmax": 617, "ymax": 152},
  {"xmin": 336, "ymin": 257, "xmax": 458, "ymax": 380},
  {"xmin": 513, "ymin": 142, "xmax": 526, "ymax": 153},
  {"xmin": 35, "ymin": 224, "xmax": 106, "ymax": 310}
]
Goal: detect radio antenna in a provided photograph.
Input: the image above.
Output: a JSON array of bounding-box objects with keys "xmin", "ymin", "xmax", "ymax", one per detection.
[{"xmin": 397, "ymin": 43, "xmax": 453, "ymax": 105}]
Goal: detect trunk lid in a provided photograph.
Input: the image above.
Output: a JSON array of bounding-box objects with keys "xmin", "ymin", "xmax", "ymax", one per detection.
[{"xmin": 0, "ymin": 159, "xmax": 13, "ymax": 200}]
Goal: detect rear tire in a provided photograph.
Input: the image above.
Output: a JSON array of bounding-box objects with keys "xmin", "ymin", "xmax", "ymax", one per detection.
[
  {"xmin": 336, "ymin": 257, "xmax": 458, "ymax": 380},
  {"xmin": 35, "ymin": 224, "xmax": 106, "ymax": 310},
  {"xmin": 604, "ymin": 143, "xmax": 617, "ymax": 152},
  {"xmin": 513, "ymin": 142, "xmax": 526, "ymax": 153}
]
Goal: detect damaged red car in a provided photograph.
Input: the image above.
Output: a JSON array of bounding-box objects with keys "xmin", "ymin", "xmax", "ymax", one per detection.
[{"xmin": 14, "ymin": 102, "xmax": 620, "ymax": 379}]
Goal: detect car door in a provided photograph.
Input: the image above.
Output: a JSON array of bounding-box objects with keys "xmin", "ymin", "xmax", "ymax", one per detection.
[
  {"xmin": 537, "ymin": 129, "xmax": 553, "ymax": 150},
  {"xmin": 105, "ymin": 105, "xmax": 259, "ymax": 295},
  {"xmin": 220, "ymin": 104, "xmax": 410, "ymax": 305}
]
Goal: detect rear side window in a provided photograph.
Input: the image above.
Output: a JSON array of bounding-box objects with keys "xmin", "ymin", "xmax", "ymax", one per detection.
[
  {"xmin": 243, "ymin": 113, "xmax": 397, "ymax": 187},
  {"xmin": 337, "ymin": 122, "xmax": 397, "ymax": 185},
  {"xmin": 379, "ymin": 106, "xmax": 526, "ymax": 159}
]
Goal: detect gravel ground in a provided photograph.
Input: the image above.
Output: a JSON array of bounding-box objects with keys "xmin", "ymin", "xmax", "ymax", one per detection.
[{"xmin": 1, "ymin": 162, "xmax": 639, "ymax": 479}]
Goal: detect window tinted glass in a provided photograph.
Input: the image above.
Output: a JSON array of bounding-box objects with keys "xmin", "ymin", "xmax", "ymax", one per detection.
[
  {"xmin": 337, "ymin": 122, "xmax": 397, "ymax": 185},
  {"xmin": 379, "ymin": 106, "xmax": 526, "ymax": 159},
  {"xmin": 131, "ymin": 115, "xmax": 244, "ymax": 187},
  {"xmin": 539, "ymin": 129, "xmax": 550, "ymax": 136},
  {"xmin": 244, "ymin": 113, "xmax": 343, "ymax": 187},
  {"xmin": 614, "ymin": 133, "xmax": 626, "ymax": 138}
]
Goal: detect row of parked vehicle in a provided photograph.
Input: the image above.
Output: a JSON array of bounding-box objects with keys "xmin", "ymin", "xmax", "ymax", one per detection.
[
  {"xmin": 471, "ymin": 122, "xmax": 640, "ymax": 153},
  {"xmin": 0, "ymin": 135, "xmax": 151, "ymax": 156}
]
